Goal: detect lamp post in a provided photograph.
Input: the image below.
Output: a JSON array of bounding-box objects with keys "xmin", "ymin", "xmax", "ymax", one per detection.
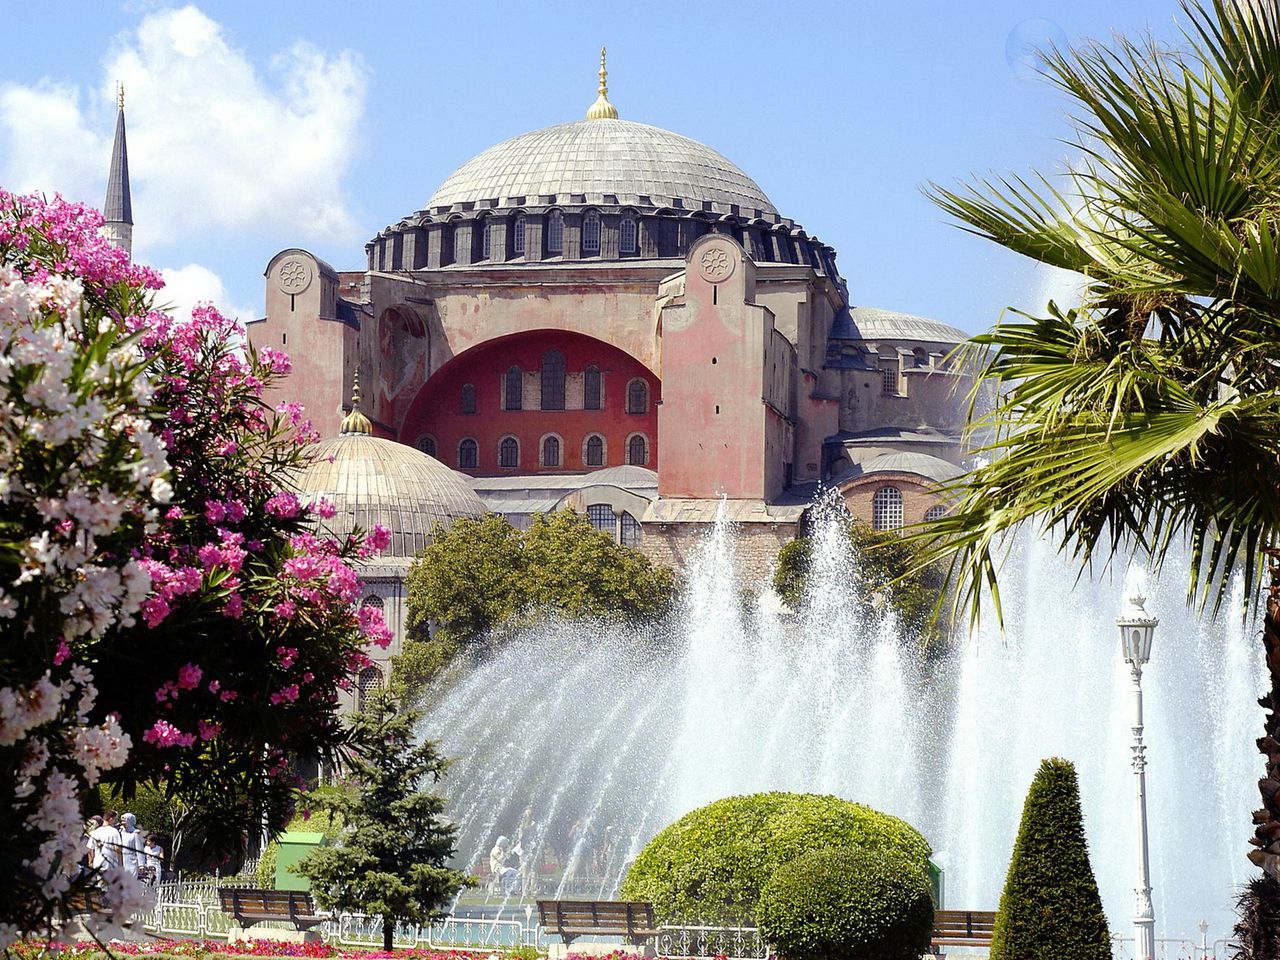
[{"xmin": 1118, "ymin": 593, "xmax": 1158, "ymax": 960}]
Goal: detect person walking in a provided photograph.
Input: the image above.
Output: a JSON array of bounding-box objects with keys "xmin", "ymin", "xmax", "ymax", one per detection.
[
  {"xmin": 90, "ymin": 810, "xmax": 123, "ymax": 872},
  {"xmin": 120, "ymin": 812, "xmax": 145, "ymax": 878},
  {"xmin": 141, "ymin": 834, "xmax": 164, "ymax": 886}
]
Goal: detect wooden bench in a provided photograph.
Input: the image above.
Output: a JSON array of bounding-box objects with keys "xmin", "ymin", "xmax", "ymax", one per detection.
[
  {"xmin": 932, "ymin": 910, "xmax": 996, "ymax": 951},
  {"xmin": 217, "ymin": 887, "xmax": 325, "ymax": 930},
  {"xmin": 537, "ymin": 899, "xmax": 660, "ymax": 946}
]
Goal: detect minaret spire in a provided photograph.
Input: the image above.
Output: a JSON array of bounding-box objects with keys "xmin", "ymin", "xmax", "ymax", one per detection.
[
  {"xmin": 585, "ymin": 47, "xmax": 619, "ymax": 121},
  {"xmin": 104, "ymin": 81, "xmax": 133, "ymax": 260}
]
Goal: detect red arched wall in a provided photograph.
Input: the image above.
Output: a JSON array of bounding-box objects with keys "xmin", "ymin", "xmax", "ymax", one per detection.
[{"xmin": 399, "ymin": 330, "xmax": 660, "ymax": 476}]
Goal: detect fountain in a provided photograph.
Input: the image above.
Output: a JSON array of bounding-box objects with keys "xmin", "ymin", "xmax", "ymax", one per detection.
[{"xmin": 421, "ymin": 497, "xmax": 1264, "ymax": 941}]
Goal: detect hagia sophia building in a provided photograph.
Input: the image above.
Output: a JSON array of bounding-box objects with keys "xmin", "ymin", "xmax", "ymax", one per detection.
[{"xmin": 101, "ymin": 53, "xmax": 974, "ymax": 702}]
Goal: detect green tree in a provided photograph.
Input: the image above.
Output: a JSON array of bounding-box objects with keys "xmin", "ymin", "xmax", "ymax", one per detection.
[
  {"xmin": 396, "ymin": 511, "xmax": 674, "ymax": 697},
  {"xmin": 775, "ymin": 518, "xmax": 945, "ymax": 646},
  {"xmin": 296, "ymin": 692, "xmax": 471, "ymax": 951},
  {"xmin": 920, "ymin": 0, "xmax": 1280, "ymax": 928},
  {"xmin": 990, "ymin": 759, "xmax": 1110, "ymax": 960}
]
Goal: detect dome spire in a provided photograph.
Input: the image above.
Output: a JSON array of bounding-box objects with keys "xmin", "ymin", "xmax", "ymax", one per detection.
[
  {"xmin": 340, "ymin": 367, "xmax": 373, "ymax": 436},
  {"xmin": 585, "ymin": 47, "xmax": 619, "ymax": 121}
]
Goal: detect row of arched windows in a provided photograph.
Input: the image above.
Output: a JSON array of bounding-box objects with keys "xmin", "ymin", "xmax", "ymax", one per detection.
[
  {"xmin": 586, "ymin": 504, "xmax": 643, "ymax": 547},
  {"xmin": 471, "ymin": 211, "xmax": 640, "ymax": 262},
  {"xmin": 490, "ymin": 351, "xmax": 650, "ymax": 413},
  {"xmin": 417, "ymin": 432, "xmax": 650, "ymax": 470}
]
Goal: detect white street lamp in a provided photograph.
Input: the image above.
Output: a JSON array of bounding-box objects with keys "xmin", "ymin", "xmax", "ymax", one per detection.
[{"xmin": 1118, "ymin": 593, "xmax": 1158, "ymax": 960}]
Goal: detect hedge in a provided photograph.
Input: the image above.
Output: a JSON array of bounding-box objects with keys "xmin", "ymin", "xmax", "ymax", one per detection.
[
  {"xmin": 756, "ymin": 846, "xmax": 934, "ymax": 960},
  {"xmin": 990, "ymin": 758, "xmax": 1111, "ymax": 960},
  {"xmin": 619, "ymin": 792, "xmax": 931, "ymax": 924}
]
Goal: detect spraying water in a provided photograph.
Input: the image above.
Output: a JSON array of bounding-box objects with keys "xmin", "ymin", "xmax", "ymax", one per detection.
[{"xmin": 421, "ymin": 496, "xmax": 1264, "ymax": 941}]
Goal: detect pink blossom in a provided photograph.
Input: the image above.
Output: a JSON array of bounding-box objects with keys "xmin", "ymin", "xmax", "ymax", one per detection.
[
  {"xmin": 265, "ymin": 492, "xmax": 301, "ymax": 518},
  {"xmin": 275, "ymin": 600, "xmax": 297, "ymax": 620},
  {"xmin": 142, "ymin": 719, "xmax": 196, "ymax": 748},
  {"xmin": 368, "ymin": 524, "xmax": 392, "ymax": 552},
  {"xmin": 269, "ymin": 684, "xmax": 300, "ymax": 706},
  {"xmin": 223, "ymin": 594, "xmax": 243, "ymax": 618},
  {"xmin": 309, "ymin": 497, "xmax": 337, "ymax": 519},
  {"xmin": 177, "ymin": 663, "xmax": 203, "ymax": 690},
  {"xmin": 53, "ymin": 639, "xmax": 72, "ymax": 666},
  {"xmin": 204, "ymin": 501, "xmax": 226, "ymax": 523},
  {"xmin": 197, "ymin": 720, "xmax": 221, "ymax": 741},
  {"xmin": 277, "ymin": 646, "xmax": 298, "ymax": 669}
]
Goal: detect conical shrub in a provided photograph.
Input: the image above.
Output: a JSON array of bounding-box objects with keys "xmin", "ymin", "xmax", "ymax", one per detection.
[{"xmin": 990, "ymin": 757, "xmax": 1111, "ymax": 960}]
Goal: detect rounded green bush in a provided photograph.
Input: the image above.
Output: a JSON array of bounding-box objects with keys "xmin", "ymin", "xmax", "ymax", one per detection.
[
  {"xmin": 757, "ymin": 846, "xmax": 934, "ymax": 960},
  {"xmin": 619, "ymin": 792, "xmax": 931, "ymax": 923}
]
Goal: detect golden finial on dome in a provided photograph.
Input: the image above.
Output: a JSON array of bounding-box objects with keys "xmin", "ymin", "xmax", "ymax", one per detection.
[
  {"xmin": 585, "ymin": 46, "xmax": 619, "ymax": 121},
  {"xmin": 339, "ymin": 367, "xmax": 373, "ymax": 436}
]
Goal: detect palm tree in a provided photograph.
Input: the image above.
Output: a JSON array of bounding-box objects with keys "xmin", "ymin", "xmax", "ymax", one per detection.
[{"xmin": 923, "ymin": 1, "xmax": 1280, "ymax": 950}]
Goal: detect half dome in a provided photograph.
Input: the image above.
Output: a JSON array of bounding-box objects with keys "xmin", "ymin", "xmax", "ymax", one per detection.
[
  {"xmin": 295, "ymin": 434, "xmax": 487, "ymax": 558},
  {"xmin": 842, "ymin": 306, "xmax": 968, "ymax": 345},
  {"xmin": 426, "ymin": 120, "xmax": 777, "ymax": 216}
]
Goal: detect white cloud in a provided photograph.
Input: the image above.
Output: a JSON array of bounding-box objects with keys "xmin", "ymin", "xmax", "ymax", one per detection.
[
  {"xmin": 157, "ymin": 262, "xmax": 257, "ymax": 324},
  {"xmin": 0, "ymin": 5, "xmax": 367, "ymax": 247}
]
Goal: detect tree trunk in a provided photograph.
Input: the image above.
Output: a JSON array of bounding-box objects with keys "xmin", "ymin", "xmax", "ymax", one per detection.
[
  {"xmin": 1236, "ymin": 552, "xmax": 1280, "ymax": 957},
  {"xmin": 382, "ymin": 916, "xmax": 393, "ymax": 953}
]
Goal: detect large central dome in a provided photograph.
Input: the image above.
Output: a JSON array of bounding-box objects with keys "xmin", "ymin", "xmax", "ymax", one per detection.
[{"xmin": 426, "ymin": 119, "xmax": 778, "ymax": 216}]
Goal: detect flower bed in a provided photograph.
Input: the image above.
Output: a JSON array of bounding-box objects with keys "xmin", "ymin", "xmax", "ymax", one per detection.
[{"xmin": 11, "ymin": 943, "xmax": 719, "ymax": 960}]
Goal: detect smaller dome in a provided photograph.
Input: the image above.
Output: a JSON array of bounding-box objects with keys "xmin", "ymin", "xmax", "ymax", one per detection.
[
  {"xmin": 843, "ymin": 307, "xmax": 968, "ymax": 345},
  {"xmin": 853, "ymin": 451, "xmax": 965, "ymax": 484},
  {"xmin": 584, "ymin": 465, "xmax": 658, "ymax": 488},
  {"xmin": 296, "ymin": 435, "xmax": 487, "ymax": 558}
]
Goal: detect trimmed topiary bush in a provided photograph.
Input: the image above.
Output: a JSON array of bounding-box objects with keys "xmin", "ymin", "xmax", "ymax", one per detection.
[
  {"xmin": 757, "ymin": 846, "xmax": 934, "ymax": 960},
  {"xmin": 620, "ymin": 792, "xmax": 931, "ymax": 923},
  {"xmin": 990, "ymin": 758, "xmax": 1111, "ymax": 960}
]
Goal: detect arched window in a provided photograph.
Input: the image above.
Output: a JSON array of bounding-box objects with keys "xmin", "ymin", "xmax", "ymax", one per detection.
[
  {"xmin": 881, "ymin": 361, "xmax": 900, "ymax": 395},
  {"xmin": 481, "ymin": 218, "xmax": 493, "ymax": 260},
  {"xmin": 416, "ymin": 435, "xmax": 437, "ymax": 458},
  {"xmin": 499, "ymin": 436, "xmax": 519, "ymax": 468},
  {"xmin": 584, "ymin": 434, "xmax": 605, "ymax": 467},
  {"xmin": 627, "ymin": 434, "xmax": 648, "ymax": 466},
  {"xmin": 505, "ymin": 366, "xmax": 523, "ymax": 410},
  {"xmin": 626, "ymin": 378, "xmax": 649, "ymax": 414},
  {"xmin": 620, "ymin": 512, "xmax": 642, "ymax": 547},
  {"xmin": 924, "ymin": 505, "xmax": 948, "ymax": 523},
  {"xmin": 541, "ymin": 435, "xmax": 561, "ymax": 467},
  {"xmin": 872, "ymin": 486, "xmax": 904, "ymax": 531},
  {"xmin": 546, "ymin": 210, "xmax": 564, "ymax": 254},
  {"xmin": 913, "ymin": 348, "xmax": 929, "ymax": 368},
  {"xmin": 541, "ymin": 350, "xmax": 565, "ymax": 410},
  {"xmin": 587, "ymin": 504, "xmax": 615, "ymax": 536},
  {"xmin": 357, "ymin": 665, "xmax": 383, "ymax": 713},
  {"xmin": 460, "ymin": 383, "xmax": 476, "ymax": 414},
  {"xmin": 361, "ymin": 594, "xmax": 384, "ymax": 611},
  {"xmin": 583, "ymin": 364, "xmax": 602, "ymax": 410},
  {"xmin": 620, "ymin": 215, "xmax": 638, "ymax": 254},
  {"xmin": 458, "ymin": 438, "xmax": 478, "ymax": 469},
  {"xmin": 513, "ymin": 214, "xmax": 527, "ymax": 255},
  {"xmin": 582, "ymin": 211, "xmax": 601, "ymax": 253}
]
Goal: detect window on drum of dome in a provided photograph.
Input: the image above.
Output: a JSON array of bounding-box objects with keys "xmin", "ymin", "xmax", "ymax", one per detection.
[
  {"xmin": 361, "ymin": 595, "xmax": 384, "ymax": 611},
  {"xmin": 458, "ymin": 438, "xmax": 478, "ymax": 469},
  {"xmin": 499, "ymin": 436, "xmax": 519, "ymax": 468},
  {"xmin": 626, "ymin": 378, "xmax": 648, "ymax": 414},
  {"xmin": 513, "ymin": 215, "xmax": 527, "ymax": 255},
  {"xmin": 585, "ymin": 434, "xmax": 604, "ymax": 467},
  {"xmin": 583, "ymin": 211, "xmax": 601, "ymax": 253},
  {"xmin": 620, "ymin": 216, "xmax": 638, "ymax": 255},
  {"xmin": 541, "ymin": 350, "xmax": 566, "ymax": 410},
  {"xmin": 587, "ymin": 503, "xmax": 615, "ymax": 537},
  {"xmin": 627, "ymin": 434, "xmax": 648, "ymax": 466},
  {"xmin": 416, "ymin": 435, "xmax": 437, "ymax": 458},
  {"xmin": 505, "ymin": 366, "xmax": 523, "ymax": 410},
  {"xmin": 460, "ymin": 383, "xmax": 476, "ymax": 414},
  {"xmin": 452, "ymin": 224, "xmax": 465, "ymax": 264},
  {"xmin": 547, "ymin": 211, "xmax": 564, "ymax": 254},
  {"xmin": 872, "ymin": 486, "xmax": 904, "ymax": 531},
  {"xmin": 357, "ymin": 665, "xmax": 383, "ymax": 713},
  {"xmin": 584, "ymin": 365, "xmax": 602, "ymax": 410},
  {"xmin": 481, "ymin": 218, "xmax": 493, "ymax": 260},
  {"xmin": 924, "ymin": 505, "xmax": 948, "ymax": 523},
  {"xmin": 913, "ymin": 348, "xmax": 929, "ymax": 368},
  {"xmin": 542, "ymin": 435, "xmax": 561, "ymax": 468}
]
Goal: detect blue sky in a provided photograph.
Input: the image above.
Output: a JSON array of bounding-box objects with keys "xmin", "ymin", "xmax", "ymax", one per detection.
[{"xmin": 1, "ymin": 1, "xmax": 1188, "ymax": 332}]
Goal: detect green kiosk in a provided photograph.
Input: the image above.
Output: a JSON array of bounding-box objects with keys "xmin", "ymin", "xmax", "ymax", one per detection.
[{"xmin": 273, "ymin": 831, "xmax": 326, "ymax": 891}]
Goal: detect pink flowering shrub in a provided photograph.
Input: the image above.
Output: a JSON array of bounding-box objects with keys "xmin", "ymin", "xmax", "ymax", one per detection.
[{"xmin": 0, "ymin": 191, "xmax": 387, "ymax": 943}]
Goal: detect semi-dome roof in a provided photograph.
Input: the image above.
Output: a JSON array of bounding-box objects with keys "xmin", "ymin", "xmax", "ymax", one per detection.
[
  {"xmin": 295, "ymin": 434, "xmax": 487, "ymax": 559},
  {"xmin": 852, "ymin": 451, "xmax": 965, "ymax": 484},
  {"xmin": 426, "ymin": 119, "xmax": 777, "ymax": 216}
]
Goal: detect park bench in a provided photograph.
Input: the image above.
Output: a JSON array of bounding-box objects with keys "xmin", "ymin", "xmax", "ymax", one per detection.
[
  {"xmin": 537, "ymin": 899, "xmax": 660, "ymax": 946},
  {"xmin": 217, "ymin": 887, "xmax": 325, "ymax": 930},
  {"xmin": 931, "ymin": 909, "xmax": 997, "ymax": 951}
]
